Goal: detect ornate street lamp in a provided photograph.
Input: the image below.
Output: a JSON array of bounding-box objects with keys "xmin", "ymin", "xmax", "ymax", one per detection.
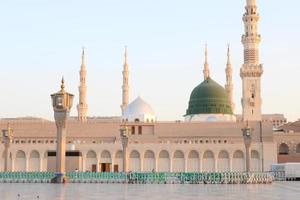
[
  {"xmin": 51, "ymin": 77, "xmax": 74, "ymax": 183},
  {"xmin": 242, "ymin": 122, "xmax": 253, "ymax": 172},
  {"xmin": 2, "ymin": 123, "xmax": 13, "ymax": 172}
]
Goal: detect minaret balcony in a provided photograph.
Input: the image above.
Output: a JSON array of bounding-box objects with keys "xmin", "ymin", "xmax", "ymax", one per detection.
[
  {"xmin": 242, "ymin": 34, "xmax": 261, "ymax": 43},
  {"xmin": 240, "ymin": 64, "xmax": 263, "ymax": 77},
  {"xmin": 243, "ymin": 15, "xmax": 260, "ymax": 22}
]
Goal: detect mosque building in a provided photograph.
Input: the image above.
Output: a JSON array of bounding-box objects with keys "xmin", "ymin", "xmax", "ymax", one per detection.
[{"xmin": 0, "ymin": 0, "xmax": 299, "ymax": 173}]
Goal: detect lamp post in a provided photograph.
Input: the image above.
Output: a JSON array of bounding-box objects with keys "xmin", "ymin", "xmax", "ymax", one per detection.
[
  {"xmin": 51, "ymin": 78, "xmax": 74, "ymax": 183},
  {"xmin": 2, "ymin": 123, "xmax": 13, "ymax": 172},
  {"xmin": 242, "ymin": 122, "xmax": 253, "ymax": 172},
  {"xmin": 120, "ymin": 125, "xmax": 130, "ymax": 172}
]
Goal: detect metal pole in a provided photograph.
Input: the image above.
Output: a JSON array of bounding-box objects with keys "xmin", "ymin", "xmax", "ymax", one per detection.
[{"xmin": 4, "ymin": 144, "xmax": 9, "ymax": 171}]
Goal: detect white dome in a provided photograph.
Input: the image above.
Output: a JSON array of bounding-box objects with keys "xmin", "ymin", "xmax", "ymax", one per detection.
[{"xmin": 122, "ymin": 96, "xmax": 156, "ymax": 122}]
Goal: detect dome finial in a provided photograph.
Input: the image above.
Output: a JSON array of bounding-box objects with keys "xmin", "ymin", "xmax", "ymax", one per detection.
[{"xmin": 61, "ymin": 76, "xmax": 65, "ymax": 91}]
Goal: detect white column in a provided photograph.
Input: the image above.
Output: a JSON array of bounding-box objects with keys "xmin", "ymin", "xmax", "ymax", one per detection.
[
  {"xmin": 111, "ymin": 158, "xmax": 114, "ymax": 172},
  {"xmin": 199, "ymin": 157, "xmax": 203, "ymax": 172},
  {"xmin": 25, "ymin": 157, "xmax": 29, "ymax": 172},
  {"xmin": 229, "ymin": 156, "xmax": 233, "ymax": 172},
  {"xmin": 184, "ymin": 158, "xmax": 188, "ymax": 173},
  {"xmin": 214, "ymin": 158, "xmax": 217, "ymax": 172},
  {"xmin": 170, "ymin": 159, "xmax": 173, "ymax": 173},
  {"xmin": 140, "ymin": 158, "xmax": 144, "ymax": 172},
  {"xmin": 43, "ymin": 154, "xmax": 48, "ymax": 172},
  {"xmin": 96, "ymin": 158, "xmax": 100, "ymax": 172},
  {"xmin": 11, "ymin": 156, "xmax": 15, "ymax": 172},
  {"xmin": 39, "ymin": 157, "xmax": 43, "ymax": 172},
  {"xmin": 82, "ymin": 155, "xmax": 86, "ymax": 172},
  {"xmin": 155, "ymin": 158, "xmax": 158, "ymax": 172}
]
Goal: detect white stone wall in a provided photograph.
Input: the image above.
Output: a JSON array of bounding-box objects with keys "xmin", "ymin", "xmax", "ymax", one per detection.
[{"xmin": 0, "ymin": 141, "xmax": 277, "ymax": 173}]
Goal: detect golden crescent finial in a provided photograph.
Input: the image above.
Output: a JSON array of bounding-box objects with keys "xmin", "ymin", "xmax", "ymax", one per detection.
[{"xmin": 61, "ymin": 76, "xmax": 65, "ymax": 91}]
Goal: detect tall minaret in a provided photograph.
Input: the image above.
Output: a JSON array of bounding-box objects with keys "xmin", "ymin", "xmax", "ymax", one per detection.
[
  {"xmin": 240, "ymin": 0, "xmax": 263, "ymax": 121},
  {"xmin": 203, "ymin": 44, "xmax": 210, "ymax": 80},
  {"xmin": 225, "ymin": 45, "xmax": 235, "ymax": 113},
  {"xmin": 121, "ymin": 46, "xmax": 129, "ymax": 115},
  {"xmin": 77, "ymin": 48, "xmax": 88, "ymax": 122}
]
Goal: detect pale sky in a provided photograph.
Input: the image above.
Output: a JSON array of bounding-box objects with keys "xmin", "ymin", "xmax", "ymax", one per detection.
[{"xmin": 0, "ymin": 0, "xmax": 299, "ymax": 122}]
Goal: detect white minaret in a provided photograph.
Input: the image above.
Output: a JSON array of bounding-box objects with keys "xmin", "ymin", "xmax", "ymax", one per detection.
[
  {"xmin": 77, "ymin": 48, "xmax": 88, "ymax": 122},
  {"xmin": 203, "ymin": 44, "xmax": 210, "ymax": 80},
  {"xmin": 240, "ymin": 0, "xmax": 263, "ymax": 121},
  {"xmin": 225, "ymin": 45, "xmax": 235, "ymax": 113},
  {"xmin": 121, "ymin": 46, "xmax": 129, "ymax": 115}
]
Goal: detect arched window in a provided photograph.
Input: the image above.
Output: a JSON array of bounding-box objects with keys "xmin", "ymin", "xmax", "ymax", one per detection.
[
  {"xmin": 279, "ymin": 143, "xmax": 289, "ymax": 155},
  {"xmin": 131, "ymin": 126, "xmax": 135, "ymax": 135},
  {"xmin": 138, "ymin": 126, "xmax": 142, "ymax": 135},
  {"xmin": 296, "ymin": 143, "xmax": 300, "ymax": 154}
]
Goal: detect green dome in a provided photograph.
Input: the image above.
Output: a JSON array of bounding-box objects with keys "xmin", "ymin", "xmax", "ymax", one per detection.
[{"xmin": 186, "ymin": 77, "xmax": 233, "ymax": 115}]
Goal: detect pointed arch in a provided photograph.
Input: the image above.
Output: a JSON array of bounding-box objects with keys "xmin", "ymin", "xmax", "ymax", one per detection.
[
  {"xmin": 296, "ymin": 143, "xmax": 300, "ymax": 154},
  {"xmin": 29, "ymin": 150, "xmax": 40, "ymax": 171},
  {"xmin": 187, "ymin": 150, "xmax": 199, "ymax": 172},
  {"xmin": 217, "ymin": 150, "xmax": 230, "ymax": 172},
  {"xmin": 172, "ymin": 150, "xmax": 185, "ymax": 172},
  {"xmin": 129, "ymin": 150, "xmax": 141, "ymax": 171},
  {"xmin": 114, "ymin": 150, "xmax": 123, "ymax": 172},
  {"xmin": 279, "ymin": 143, "xmax": 289, "ymax": 155},
  {"xmin": 158, "ymin": 150, "xmax": 170, "ymax": 172},
  {"xmin": 143, "ymin": 150, "xmax": 155, "ymax": 172},
  {"xmin": 86, "ymin": 150, "xmax": 97, "ymax": 172},
  {"xmin": 251, "ymin": 150, "xmax": 260, "ymax": 172},
  {"xmin": 202, "ymin": 150, "xmax": 215, "ymax": 172},
  {"xmin": 232, "ymin": 150, "xmax": 245, "ymax": 172},
  {"xmin": 100, "ymin": 150, "xmax": 111, "ymax": 163},
  {"xmin": 15, "ymin": 150, "xmax": 26, "ymax": 171}
]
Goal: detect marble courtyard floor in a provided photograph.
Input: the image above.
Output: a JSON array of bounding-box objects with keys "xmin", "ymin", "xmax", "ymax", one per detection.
[{"xmin": 0, "ymin": 182, "xmax": 300, "ymax": 200}]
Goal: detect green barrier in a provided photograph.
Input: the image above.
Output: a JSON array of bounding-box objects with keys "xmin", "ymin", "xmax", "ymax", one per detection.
[{"xmin": 0, "ymin": 171, "xmax": 273, "ymax": 184}]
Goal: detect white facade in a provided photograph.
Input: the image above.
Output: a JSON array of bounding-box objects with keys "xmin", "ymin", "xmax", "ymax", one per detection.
[{"xmin": 0, "ymin": 141, "xmax": 275, "ymax": 173}]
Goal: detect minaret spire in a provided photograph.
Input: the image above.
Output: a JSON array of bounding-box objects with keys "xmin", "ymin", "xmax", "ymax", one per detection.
[
  {"xmin": 227, "ymin": 44, "xmax": 231, "ymax": 65},
  {"xmin": 225, "ymin": 44, "xmax": 235, "ymax": 112},
  {"xmin": 203, "ymin": 44, "xmax": 210, "ymax": 80},
  {"xmin": 240, "ymin": 0, "xmax": 263, "ymax": 121},
  {"xmin": 77, "ymin": 47, "xmax": 88, "ymax": 122},
  {"xmin": 124, "ymin": 46, "xmax": 128, "ymax": 67},
  {"xmin": 121, "ymin": 46, "xmax": 129, "ymax": 115},
  {"xmin": 81, "ymin": 47, "xmax": 86, "ymax": 68}
]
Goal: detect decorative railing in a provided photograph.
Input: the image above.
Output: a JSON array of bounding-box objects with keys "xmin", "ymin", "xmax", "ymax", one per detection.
[
  {"xmin": 0, "ymin": 172, "xmax": 55, "ymax": 183},
  {"xmin": 0, "ymin": 171, "xmax": 274, "ymax": 184},
  {"xmin": 66, "ymin": 172, "xmax": 273, "ymax": 184},
  {"xmin": 268, "ymin": 171, "xmax": 285, "ymax": 181}
]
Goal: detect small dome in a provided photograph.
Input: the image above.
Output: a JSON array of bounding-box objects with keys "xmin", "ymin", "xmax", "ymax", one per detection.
[
  {"xmin": 186, "ymin": 77, "xmax": 233, "ymax": 116},
  {"xmin": 122, "ymin": 96, "xmax": 156, "ymax": 122}
]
